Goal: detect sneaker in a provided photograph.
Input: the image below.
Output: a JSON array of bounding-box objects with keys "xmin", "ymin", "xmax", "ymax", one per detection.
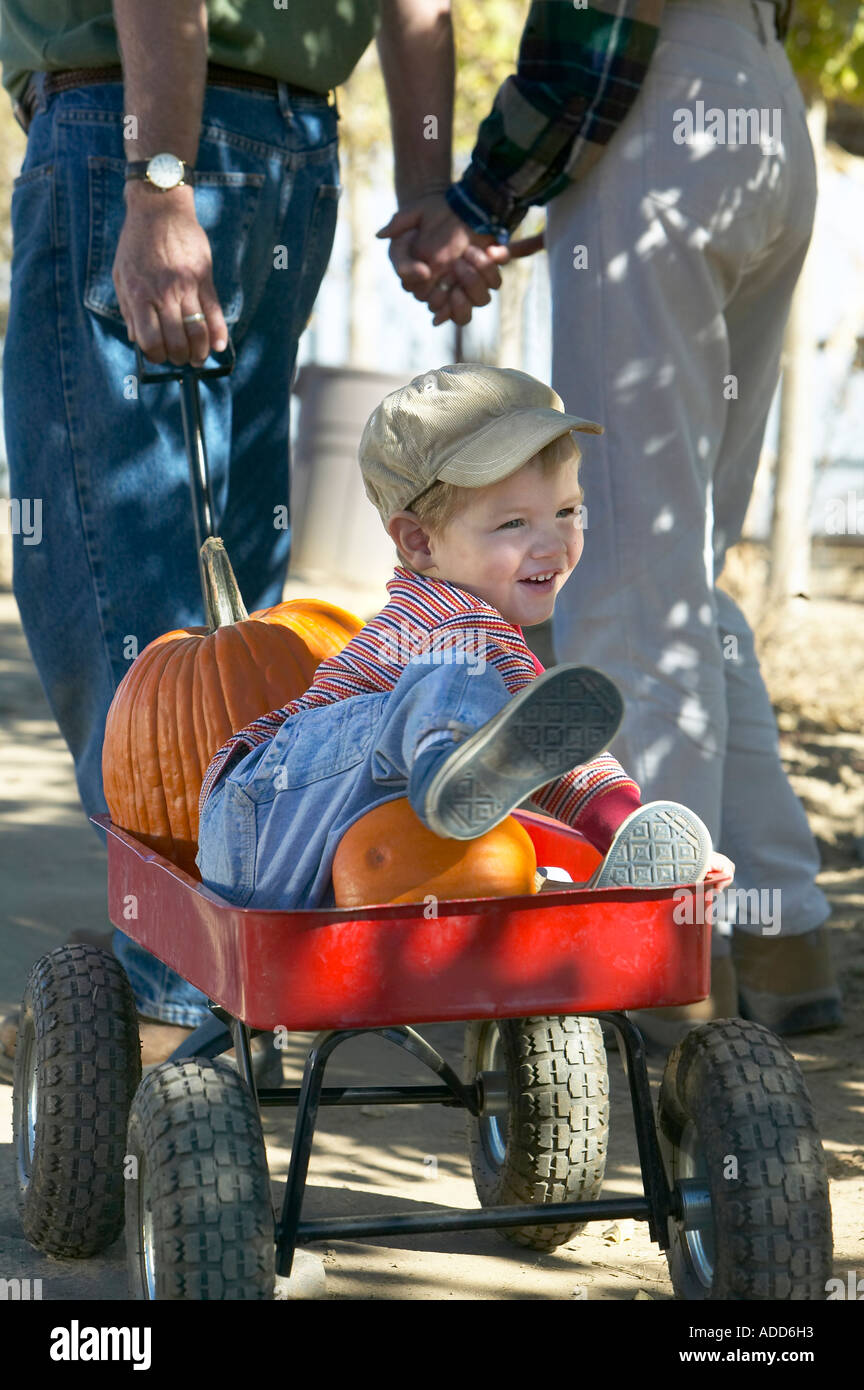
[
  {"xmin": 416, "ymin": 665, "xmax": 624, "ymax": 840},
  {"xmin": 732, "ymin": 925, "xmax": 843, "ymax": 1035},
  {"xmin": 587, "ymin": 800, "xmax": 712, "ymax": 890}
]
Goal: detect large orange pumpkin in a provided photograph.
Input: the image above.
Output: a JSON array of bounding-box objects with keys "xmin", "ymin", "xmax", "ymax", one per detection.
[
  {"xmin": 332, "ymin": 797, "xmax": 540, "ymax": 906},
  {"xmin": 103, "ymin": 537, "xmax": 363, "ymax": 876}
]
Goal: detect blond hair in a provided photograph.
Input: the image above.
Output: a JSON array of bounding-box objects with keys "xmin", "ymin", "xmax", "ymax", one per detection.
[{"xmin": 394, "ymin": 431, "xmax": 583, "ymax": 572}]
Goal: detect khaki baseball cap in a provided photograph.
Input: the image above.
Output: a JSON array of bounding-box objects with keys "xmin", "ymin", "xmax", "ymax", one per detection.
[{"xmin": 359, "ymin": 363, "xmax": 603, "ymax": 522}]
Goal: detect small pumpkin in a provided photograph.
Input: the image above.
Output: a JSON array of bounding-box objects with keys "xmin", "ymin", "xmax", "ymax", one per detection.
[
  {"xmin": 332, "ymin": 797, "xmax": 540, "ymax": 906},
  {"xmin": 103, "ymin": 537, "xmax": 362, "ymax": 877}
]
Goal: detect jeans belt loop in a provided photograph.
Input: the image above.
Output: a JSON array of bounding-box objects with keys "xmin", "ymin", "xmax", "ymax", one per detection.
[
  {"xmin": 277, "ymin": 79, "xmax": 338, "ymax": 123},
  {"xmin": 276, "ymin": 79, "xmax": 296, "ymax": 126},
  {"xmin": 13, "ymin": 71, "xmax": 40, "ymax": 134}
]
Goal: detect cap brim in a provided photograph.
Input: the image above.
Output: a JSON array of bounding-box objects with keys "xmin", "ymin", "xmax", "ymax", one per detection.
[{"xmin": 436, "ymin": 407, "xmax": 603, "ymax": 488}]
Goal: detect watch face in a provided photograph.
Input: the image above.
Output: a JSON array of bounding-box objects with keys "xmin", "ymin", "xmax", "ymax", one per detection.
[{"xmin": 147, "ymin": 153, "xmax": 184, "ymax": 189}]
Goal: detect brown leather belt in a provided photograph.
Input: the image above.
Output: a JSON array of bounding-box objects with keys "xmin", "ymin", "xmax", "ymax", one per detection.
[{"xmin": 15, "ymin": 60, "xmax": 331, "ymax": 134}]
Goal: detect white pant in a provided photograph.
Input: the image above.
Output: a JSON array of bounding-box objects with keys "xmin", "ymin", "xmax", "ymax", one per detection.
[{"xmin": 546, "ymin": 0, "xmax": 828, "ymax": 937}]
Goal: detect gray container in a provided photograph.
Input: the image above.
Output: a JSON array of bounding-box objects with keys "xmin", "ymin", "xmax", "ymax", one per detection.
[{"xmin": 290, "ymin": 364, "xmax": 408, "ymax": 590}]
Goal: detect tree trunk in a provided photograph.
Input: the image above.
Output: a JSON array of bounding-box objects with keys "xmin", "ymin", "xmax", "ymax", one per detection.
[{"xmin": 768, "ymin": 97, "xmax": 826, "ymax": 604}]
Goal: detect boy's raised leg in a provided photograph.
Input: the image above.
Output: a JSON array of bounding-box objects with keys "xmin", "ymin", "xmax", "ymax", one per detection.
[{"xmin": 410, "ymin": 665, "xmax": 623, "ymax": 839}]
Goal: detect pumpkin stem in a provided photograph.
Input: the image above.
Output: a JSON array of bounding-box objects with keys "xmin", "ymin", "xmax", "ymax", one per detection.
[{"xmin": 201, "ymin": 537, "xmax": 249, "ymax": 631}]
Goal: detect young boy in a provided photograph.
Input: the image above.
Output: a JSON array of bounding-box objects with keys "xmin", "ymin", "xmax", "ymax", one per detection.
[{"xmin": 196, "ymin": 364, "xmax": 733, "ymax": 909}]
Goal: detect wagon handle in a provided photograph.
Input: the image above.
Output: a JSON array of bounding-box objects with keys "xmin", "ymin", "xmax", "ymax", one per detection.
[{"xmin": 133, "ymin": 336, "xmax": 236, "ymax": 605}]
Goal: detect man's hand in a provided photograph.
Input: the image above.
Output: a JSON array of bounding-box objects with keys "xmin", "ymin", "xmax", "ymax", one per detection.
[
  {"xmin": 377, "ymin": 191, "xmax": 506, "ymax": 286},
  {"xmin": 378, "ymin": 191, "xmax": 546, "ymax": 327},
  {"xmin": 113, "ymin": 185, "xmax": 228, "ymax": 367},
  {"xmin": 377, "ymin": 191, "xmax": 510, "ymax": 327},
  {"xmin": 425, "ymin": 230, "xmax": 546, "ymax": 326},
  {"xmin": 113, "ymin": 0, "xmax": 214, "ymax": 365}
]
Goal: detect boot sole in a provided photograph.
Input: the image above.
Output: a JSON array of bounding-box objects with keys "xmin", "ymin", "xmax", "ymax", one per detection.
[
  {"xmin": 589, "ymin": 801, "xmax": 712, "ymax": 890},
  {"xmin": 424, "ymin": 665, "xmax": 623, "ymax": 840}
]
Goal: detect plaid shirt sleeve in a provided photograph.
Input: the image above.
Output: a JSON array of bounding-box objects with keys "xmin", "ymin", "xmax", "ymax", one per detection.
[{"xmin": 446, "ymin": 0, "xmax": 665, "ymax": 242}]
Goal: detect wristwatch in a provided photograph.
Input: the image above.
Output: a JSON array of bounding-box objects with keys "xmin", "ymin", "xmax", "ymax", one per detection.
[{"xmin": 124, "ymin": 153, "xmax": 195, "ymax": 190}]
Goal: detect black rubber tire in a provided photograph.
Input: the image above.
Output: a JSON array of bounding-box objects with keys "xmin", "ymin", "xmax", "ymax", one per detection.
[
  {"xmin": 657, "ymin": 1018, "xmax": 833, "ymax": 1300},
  {"xmin": 463, "ymin": 1015, "xmax": 609, "ymax": 1251},
  {"xmin": 125, "ymin": 1058, "xmax": 275, "ymax": 1300},
  {"xmin": 12, "ymin": 944, "xmax": 141, "ymax": 1257}
]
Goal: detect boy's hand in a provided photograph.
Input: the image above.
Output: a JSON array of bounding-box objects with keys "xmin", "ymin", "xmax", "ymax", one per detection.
[{"xmin": 707, "ymin": 852, "xmax": 735, "ymax": 890}]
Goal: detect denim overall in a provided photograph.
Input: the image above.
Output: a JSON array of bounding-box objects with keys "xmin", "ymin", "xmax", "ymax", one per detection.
[{"xmin": 196, "ymin": 657, "xmax": 518, "ymax": 911}]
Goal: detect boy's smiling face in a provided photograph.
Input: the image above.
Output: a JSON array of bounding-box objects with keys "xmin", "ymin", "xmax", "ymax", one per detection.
[{"xmin": 388, "ymin": 450, "xmax": 585, "ymax": 627}]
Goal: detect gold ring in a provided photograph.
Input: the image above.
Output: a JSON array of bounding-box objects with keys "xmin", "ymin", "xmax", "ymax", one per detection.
[{"xmin": 183, "ymin": 312, "xmax": 206, "ymax": 324}]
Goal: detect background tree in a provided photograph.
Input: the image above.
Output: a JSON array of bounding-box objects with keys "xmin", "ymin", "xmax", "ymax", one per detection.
[{"xmin": 786, "ymin": 0, "xmax": 864, "ymax": 101}]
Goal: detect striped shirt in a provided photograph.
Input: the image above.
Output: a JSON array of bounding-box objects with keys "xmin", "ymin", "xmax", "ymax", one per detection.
[
  {"xmin": 198, "ymin": 565, "xmax": 641, "ymax": 851},
  {"xmin": 446, "ymin": 0, "xmax": 667, "ymax": 241}
]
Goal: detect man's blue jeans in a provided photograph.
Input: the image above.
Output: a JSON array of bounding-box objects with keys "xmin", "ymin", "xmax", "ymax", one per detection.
[
  {"xmin": 196, "ymin": 660, "xmax": 515, "ymax": 912},
  {"xmin": 4, "ymin": 72, "xmax": 341, "ymax": 1023}
]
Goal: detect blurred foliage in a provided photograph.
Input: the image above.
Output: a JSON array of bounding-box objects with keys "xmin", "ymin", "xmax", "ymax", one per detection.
[
  {"xmin": 340, "ymin": 0, "xmax": 528, "ymax": 179},
  {"xmin": 788, "ymin": 1, "xmax": 864, "ymax": 104}
]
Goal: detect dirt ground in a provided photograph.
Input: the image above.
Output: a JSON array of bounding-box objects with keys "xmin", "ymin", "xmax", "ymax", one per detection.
[{"xmin": 0, "ymin": 540, "xmax": 862, "ymax": 1301}]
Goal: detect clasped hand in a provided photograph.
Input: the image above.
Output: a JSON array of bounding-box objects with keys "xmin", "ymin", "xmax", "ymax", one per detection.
[{"xmin": 376, "ymin": 191, "xmax": 544, "ymax": 328}]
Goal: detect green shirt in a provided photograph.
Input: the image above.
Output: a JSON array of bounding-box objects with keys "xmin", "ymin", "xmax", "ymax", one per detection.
[{"xmin": 0, "ymin": 0, "xmax": 380, "ymax": 105}]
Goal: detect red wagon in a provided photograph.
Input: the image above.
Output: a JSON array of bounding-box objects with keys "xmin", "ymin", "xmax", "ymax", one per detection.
[
  {"xmin": 11, "ymin": 344, "xmax": 832, "ymax": 1300},
  {"xmin": 12, "ymin": 808, "xmax": 832, "ymax": 1301}
]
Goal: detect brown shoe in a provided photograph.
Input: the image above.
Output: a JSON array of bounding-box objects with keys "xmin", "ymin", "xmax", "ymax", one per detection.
[
  {"xmin": 733, "ymin": 926, "xmax": 843, "ymax": 1035},
  {"xmin": 627, "ymin": 954, "xmax": 740, "ymax": 1053}
]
